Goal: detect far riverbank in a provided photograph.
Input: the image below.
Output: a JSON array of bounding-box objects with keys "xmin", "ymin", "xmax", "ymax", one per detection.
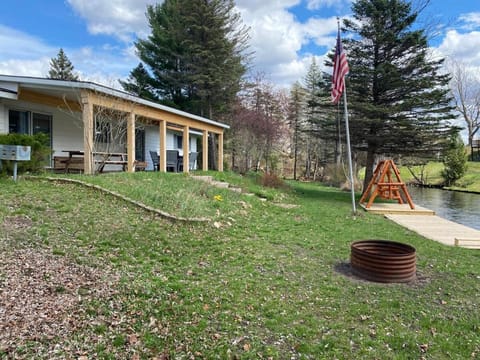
[{"xmin": 398, "ymin": 161, "xmax": 480, "ymax": 194}]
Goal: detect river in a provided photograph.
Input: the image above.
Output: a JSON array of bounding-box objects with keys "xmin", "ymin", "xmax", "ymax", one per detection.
[{"xmin": 407, "ymin": 186, "xmax": 480, "ymax": 231}]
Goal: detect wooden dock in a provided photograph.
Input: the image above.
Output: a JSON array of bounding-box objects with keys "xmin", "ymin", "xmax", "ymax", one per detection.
[
  {"xmin": 385, "ymin": 214, "xmax": 480, "ymax": 248},
  {"xmin": 361, "ymin": 203, "xmax": 480, "ymax": 248},
  {"xmin": 360, "ymin": 203, "xmax": 435, "ymax": 215}
]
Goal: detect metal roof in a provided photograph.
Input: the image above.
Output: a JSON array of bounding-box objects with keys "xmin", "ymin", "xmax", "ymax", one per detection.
[{"xmin": 0, "ymin": 74, "xmax": 230, "ymax": 129}]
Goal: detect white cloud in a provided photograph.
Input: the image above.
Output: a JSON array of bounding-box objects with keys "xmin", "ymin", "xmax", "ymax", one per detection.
[
  {"xmin": 436, "ymin": 30, "xmax": 480, "ymax": 65},
  {"xmin": 0, "ymin": 25, "xmax": 54, "ymax": 77},
  {"xmin": 0, "ymin": 58, "xmax": 50, "ymax": 77},
  {"xmin": 307, "ymin": 0, "xmax": 351, "ymax": 11},
  {"xmin": 69, "ymin": 46, "xmax": 137, "ymax": 85},
  {"xmin": 67, "ymin": 0, "xmax": 155, "ymax": 42},
  {"xmin": 458, "ymin": 12, "xmax": 480, "ymax": 31},
  {"xmin": 0, "ymin": 23, "xmax": 135, "ymax": 85},
  {"xmin": 235, "ymin": 1, "xmax": 341, "ymax": 88},
  {"xmin": 0, "ymin": 25, "xmax": 54, "ymax": 60},
  {"xmin": 303, "ymin": 17, "xmax": 340, "ymax": 47}
]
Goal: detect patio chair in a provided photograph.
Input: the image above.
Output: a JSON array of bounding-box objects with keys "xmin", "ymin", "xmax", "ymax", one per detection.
[
  {"xmin": 149, "ymin": 150, "xmax": 159, "ymax": 171},
  {"xmin": 166, "ymin": 150, "xmax": 180, "ymax": 172},
  {"xmin": 189, "ymin": 152, "xmax": 198, "ymax": 170}
]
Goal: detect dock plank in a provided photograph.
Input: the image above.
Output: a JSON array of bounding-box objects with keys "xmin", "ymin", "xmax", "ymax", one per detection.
[
  {"xmin": 360, "ymin": 203, "xmax": 435, "ymax": 215},
  {"xmin": 385, "ymin": 214, "xmax": 480, "ymax": 247}
]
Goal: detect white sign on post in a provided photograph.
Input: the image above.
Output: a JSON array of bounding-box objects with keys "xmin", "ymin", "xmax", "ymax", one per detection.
[{"xmin": 0, "ymin": 144, "xmax": 32, "ymax": 181}]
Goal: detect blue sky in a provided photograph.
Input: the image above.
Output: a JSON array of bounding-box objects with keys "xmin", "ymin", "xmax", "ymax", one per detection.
[{"xmin": 1, "ymin": 0, "xmax": 479, "ymax": 88}]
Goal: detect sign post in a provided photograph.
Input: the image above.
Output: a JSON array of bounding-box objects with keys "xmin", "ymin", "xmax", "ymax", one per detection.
[{"xmin": 0, "ymin": 145, "xmax": 31, "ymax": 181}]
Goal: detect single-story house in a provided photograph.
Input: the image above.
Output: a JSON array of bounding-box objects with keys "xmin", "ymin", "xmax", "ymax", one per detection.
[{"xmin": 0, "ymin": 75, "xmax": 229, "ymax": 174}]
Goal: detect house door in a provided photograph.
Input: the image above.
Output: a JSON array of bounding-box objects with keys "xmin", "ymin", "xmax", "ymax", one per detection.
[{"xmin": 135, "ymin": 128, "xmax": 145, "ymax": 161}]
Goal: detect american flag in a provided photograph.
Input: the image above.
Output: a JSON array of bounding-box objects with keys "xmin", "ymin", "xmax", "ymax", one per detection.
[{"xmin": 331, "ymin": 29, "xmax": 349, "ymax": 104}]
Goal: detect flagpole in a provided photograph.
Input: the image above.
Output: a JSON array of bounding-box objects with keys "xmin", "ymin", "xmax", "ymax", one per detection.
[
  {"xmin": 342, "ymin": 83, "xmax": 357, "ymax": 214},
  {"xmin": 332, "ymin": 18, "xmax": 356, "ymax": 214},
  {"xmin": 336, "ymin": 17, "xmax": 356, "ymax": 215}
]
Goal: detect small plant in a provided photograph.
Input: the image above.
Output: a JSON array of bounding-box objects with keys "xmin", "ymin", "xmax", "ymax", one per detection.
[
  {"xmin": 213, "ymin": 194, "xmax": 223, "ymax": 201},
  {"xmin": 55, "ymin": 285, "xmax": 66, "ymax": 294},
  {"xmin": 442, "ymin": 134, "xmax": 468, "ymax": 186},
  {"xmin": 259, "ymin": 172, "xmax": 285, "ymax": 189}
]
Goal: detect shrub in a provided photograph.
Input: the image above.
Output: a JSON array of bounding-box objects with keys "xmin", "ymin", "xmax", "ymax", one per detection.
[
  {"xmin": 259, "ymin": 172, "xmax": 286, "ymax": 189},
  {"xmin": 441, "ymin": 135, "xmax": 468, "ymax": 187}
]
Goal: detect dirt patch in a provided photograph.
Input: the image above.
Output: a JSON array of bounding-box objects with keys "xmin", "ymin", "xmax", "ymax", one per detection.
[
  {"xmin": 273, "ymin": 203, "xmax": 300, "ymax": 209},
  {"xmin": 334, "ymin": 261, "xmax": 432, "ymax": 287},
  {"xmin": 2, "ymin": 215, "xmax": 33, "ymax": 232},
  {"xmin": 0, "ymin": 247, "xmax": 119, "ymax": 354}
]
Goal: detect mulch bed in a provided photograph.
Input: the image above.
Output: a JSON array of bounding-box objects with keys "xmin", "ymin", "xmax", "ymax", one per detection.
[{"xmin": 0, "ymin": 246, "xmax": 119, "ymax": 355}]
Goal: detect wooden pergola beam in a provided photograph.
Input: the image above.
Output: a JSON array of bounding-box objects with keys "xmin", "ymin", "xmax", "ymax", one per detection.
[{"xmin": 81, "ymin": 91, "xmax": 94, "ymax": 175}]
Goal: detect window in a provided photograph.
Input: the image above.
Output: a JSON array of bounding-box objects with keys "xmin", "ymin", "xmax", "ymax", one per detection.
[
  {"xmin": 8, "ymin": 110, "xmax": 52, "ymax": 164},
  {"xmin": 175, "ymin": 134, "xmax": 183, "ymax": 149},
  {"xmin": 9, "ymin": 110, "xmax": 30, "ymax": 134},
  {"xmin": 9, "ymin": 110, "xmax": 52, "ymax": 139},
  {"xmin": 32, "ymin": 113, "xmax": 52, "ymax": 135}
]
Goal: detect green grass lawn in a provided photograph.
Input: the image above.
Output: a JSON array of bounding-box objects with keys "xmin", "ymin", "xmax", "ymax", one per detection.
[{"xmin": 1, "ymin": 172, "xmax": 479, "ymax": 359}]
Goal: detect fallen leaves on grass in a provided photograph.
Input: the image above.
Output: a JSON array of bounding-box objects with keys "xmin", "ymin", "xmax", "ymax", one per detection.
[{"xmin": 0, "ymin": 247, "xmax": 119, "ymax": 355}]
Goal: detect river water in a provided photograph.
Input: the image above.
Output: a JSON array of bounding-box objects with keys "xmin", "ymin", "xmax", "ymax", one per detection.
[{"xmin": 407, "ymin": 186, "xmax": 480, "ymax": 230}]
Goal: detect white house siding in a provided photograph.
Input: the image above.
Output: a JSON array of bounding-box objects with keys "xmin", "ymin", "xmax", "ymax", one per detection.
[
  {"xmin": 144, "ymin": 125, "xmax": 159, "ymax": 171},
  {"xmin": 0, "ymin": 102, "xmax": 7, "ymax": 133}
]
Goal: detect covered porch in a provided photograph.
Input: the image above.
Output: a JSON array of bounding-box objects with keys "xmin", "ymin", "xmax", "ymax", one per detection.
[
  {"xmin": 0, "ymin": 75, "xmax": 229, "ymax": 175},
  {"xmin": 80, "ymin": 89, "xmax": 226, "ymax": 175}
]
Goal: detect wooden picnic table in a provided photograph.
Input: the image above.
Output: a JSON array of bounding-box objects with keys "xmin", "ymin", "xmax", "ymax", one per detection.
[
  {"xmin": 61, "ymin": 150, "xmax": 85, "ymax": 173},
  {"xmin": 94, "ymin": 151, "xmax": 128, "ymax": 172},
  {"xmin": 62, "ymin": 150, "xmax": 128, "ymax": 173}
]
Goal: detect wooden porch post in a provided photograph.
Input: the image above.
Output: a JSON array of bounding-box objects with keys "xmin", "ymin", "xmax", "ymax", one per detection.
[
  {"xmin": 183, "ymin": 125, "xmax": 189, "ymax": 173},
  {"xmin": 127, "ymin": 112, "xmax": 135, "ymax": 173},
  {"xmin": 202, "ymin": 130, "xmax": 209, "ymax": 171},
  {"xmin": 218, "ymin": 132, "xmax": 224, "ymax": 172},
  {"xmin": 159, "ymin": 120, "xmax": 166, "ymax": 172},
  {"xmin": 81, "ymin": 91, "xmax": 94, "ymax": 174}
]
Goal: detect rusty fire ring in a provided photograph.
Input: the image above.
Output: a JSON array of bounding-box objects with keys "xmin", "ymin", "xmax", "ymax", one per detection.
[{"xmin": 350, "ymin": 240, "xmax": 416, "ymax": 283}]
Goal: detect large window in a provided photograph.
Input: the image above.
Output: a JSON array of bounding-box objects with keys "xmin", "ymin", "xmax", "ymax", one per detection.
[{"xmin": 9, "ymin": 110, "xmax": 52, "ymax": 139}]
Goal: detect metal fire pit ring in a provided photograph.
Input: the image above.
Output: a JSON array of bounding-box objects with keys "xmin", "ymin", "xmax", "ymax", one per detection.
[{"xmin": 350, "ymin": 240, "xmax": 416, "ymax": 283}]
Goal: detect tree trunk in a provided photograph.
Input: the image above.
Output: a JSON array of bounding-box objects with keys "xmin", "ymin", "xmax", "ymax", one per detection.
[
  {"xmin": 363, "ymin": 147, "xmax": 376, "ymax": 194},
  {"xmin": 208, "ymin": 134, "xmax": 217, "ymax": 170},
  {"xmin": 469, "ymin": 132, "xmax": 474, "ymax": 161},
  {"xmin": 293, "ymin": 149, "xmax": 297, "ymax": 180}
]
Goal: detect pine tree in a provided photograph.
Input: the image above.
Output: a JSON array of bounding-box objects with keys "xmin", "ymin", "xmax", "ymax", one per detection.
[
  {"xmin": 119, "ymin": 63, "xmax": 156, "ymax": 101},
  {"xmin": 48, "ymin": 48, "xmax": 79, "ymax": 81},
  {"xmin": 126, "ymin": 0, "xmax": 249, "ymax": 118},
  {"xmin": 342, "ymin": 0, "xmax": 456, "ymax": 190},
  {"xmin": 287, "ymin": 82, "xmax": 305, "ymax": 180}
]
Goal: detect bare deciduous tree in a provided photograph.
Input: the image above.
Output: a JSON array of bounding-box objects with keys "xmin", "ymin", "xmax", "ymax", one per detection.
[{"xmin": 448, "ymin": 59, "xmax": 480, "ymax": 159}]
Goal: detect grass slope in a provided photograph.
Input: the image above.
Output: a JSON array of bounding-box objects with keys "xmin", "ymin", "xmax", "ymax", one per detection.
[{"xmin": 1, "ymin": 173, "xmax": 479, "ymax": 359}]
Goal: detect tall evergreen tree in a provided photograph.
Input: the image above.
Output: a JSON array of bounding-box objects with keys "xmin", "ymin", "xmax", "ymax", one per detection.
[
  {"xmin": 342, "ymin": 0, "xmax": 456, "ymax": 190},
  {"xmin": 124, "ymin": 0, "xmax": 249, "ymax": 118},
  {"xmin": 287, "ymin": 82, "xmax": 305, "ymax": 180},
  {"xmin": 119, "ymin": 63, "xmax": 156, "ymax": 101},
  {"xmin": 48, "ymin": 48, "xmax": 79, "ymax": 81}
]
